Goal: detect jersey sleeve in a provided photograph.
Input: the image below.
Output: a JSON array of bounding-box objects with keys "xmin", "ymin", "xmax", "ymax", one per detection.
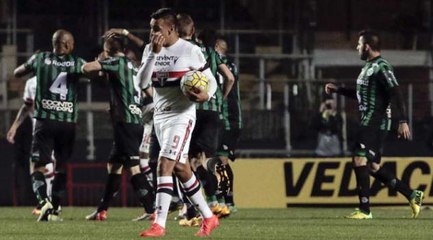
[
  {"xmin": 190, "ymin": 45, "xmax": 207, "ymax": 70},
  {"xmin": 379, "ymin": 62, "xmax": 399, "ymax": 89},
  {"xmin": 23, "ymin": 53, "xmax": 39, "ymax": 72},
  {"xmin": 99, "ymin": 57, "xmax": 120, "ymax": 73}
]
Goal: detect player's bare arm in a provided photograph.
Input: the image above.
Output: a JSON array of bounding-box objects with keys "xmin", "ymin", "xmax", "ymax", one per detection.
[
  {"xmin": 218, "ymin": 63, "xmax": 235, "ymax": 99},
  {"xmin": 325, "ymin": 83, "xmax": 338, "ymax": 94},
  {"xmin": 13, "ymin": 64, "xmax": 32, "ymax": 78},
  {"xmin": 81, "ymin": 61, "xmax": 102, "ymax": 74},
  {"xmin": 7, "ymin": 103, "xmax": 33, "ymax": 144},
  {"xmin": 104, "ymin": 28, "xmax": 145, "ymax": 48}
]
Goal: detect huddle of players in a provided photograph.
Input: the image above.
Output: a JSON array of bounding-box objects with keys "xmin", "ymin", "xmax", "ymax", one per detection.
[{"xmin": 9, "ymin": 7, "xmax": 241, "ymax": 236}]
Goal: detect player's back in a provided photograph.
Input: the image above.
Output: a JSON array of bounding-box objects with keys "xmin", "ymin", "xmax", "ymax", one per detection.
[
  {"xmin": 99, "ymin": 55, "xmax": 142, "ymax": 124},
  {"xmin": 25, "ymin": 51, "xmax": 86, "ymax": 123}
]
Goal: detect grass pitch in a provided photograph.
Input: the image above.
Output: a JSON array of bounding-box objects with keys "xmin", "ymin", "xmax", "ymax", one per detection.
[{"xmin": 0, "ymin": 206, "xmax": 432, "ymax": 239}]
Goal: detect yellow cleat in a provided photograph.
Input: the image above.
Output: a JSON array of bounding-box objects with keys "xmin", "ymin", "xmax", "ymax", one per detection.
[
  {"xmin": 217, "ymin": 205, "xmax": 231, "ymax": 218},
  {"xmin": 409, "ymin": 190, "xmax": 424, "ymax": 218},
  {"xmin": 179, "ymin": 217, "xmax": 201, "ymax": 227},
  {"xmin": 344, "ymin": 209, "xmax": 372, "ymax": 219},
  {"xmin": 210, "ymin": 204, "xmax": 223, "ymax": 215}
]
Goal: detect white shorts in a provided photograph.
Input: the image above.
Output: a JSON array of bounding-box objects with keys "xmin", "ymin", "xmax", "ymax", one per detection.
[
  {"xmin": 139, "ymin": 120, "xmax": 154, "ymax": 154},
  {"xmin": 154, "ymin": 114, "xmax": 195, "ymax": 164}
]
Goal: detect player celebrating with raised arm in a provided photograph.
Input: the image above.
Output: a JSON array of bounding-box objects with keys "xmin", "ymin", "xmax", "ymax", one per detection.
[
  {"xmin": 136, "ymin": 8, "xmax": 219, "ymax": 238},
  {"xmin": 82, "ymin": 35, "xmax": 155, "ymax": 221},
  {"xmin": 325, "ymin": 30, "xmax": 424, "ymax": 219},
  {"xmin": 13, "ymin": 29, "xmax": 86, "ymax": 221}
]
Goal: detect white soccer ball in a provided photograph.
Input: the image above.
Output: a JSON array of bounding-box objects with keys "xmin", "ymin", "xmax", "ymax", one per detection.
[{"xmin": 180, "ymin": 70, "xmax": 209, "ymax": 96}]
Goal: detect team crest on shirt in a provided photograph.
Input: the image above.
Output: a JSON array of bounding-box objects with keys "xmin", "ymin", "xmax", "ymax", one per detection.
[
  {"xmin": 366, "ymin": 68, "xmax": 374, "ymax": 76},
  {"xmin": 154, "ymin": 72, "xmax": 169, "ymax": 86},
  {"xmin": 44, "ymin": 58, "xmax": 52, "ymax": 65}
]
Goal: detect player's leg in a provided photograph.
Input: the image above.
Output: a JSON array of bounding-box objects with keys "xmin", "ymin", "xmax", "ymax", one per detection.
[
  {"xmin": 140, "ymin": 117, "xmax": 194, "ymax": 237},
  {"xmin": 345, "ymin": 127, "xmax": 372, "ymax": 219},
  {"xmin": 48, "ymin": 121, "xmax": 76, "ymax": 221},
  {"xmin": 175, "ymin": 160, "xmax": 219, "ymax": 237},
  {"xmin": 30, "ymin": 120, "xmax": 54, "ymax": 221},
  {"xmin": 369, "ymin": 130, "xmax": 424, "ymax": 218},
  {"xmin": 86, "ymin": 162, "xmax": 122, "ymax": 221}
]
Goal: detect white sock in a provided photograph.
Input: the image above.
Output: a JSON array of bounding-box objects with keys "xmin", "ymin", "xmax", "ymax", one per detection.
[
  {"xmin": 181, "ymin": 175, "xmax": 213, "ymax": 219},
  {"xmin": 154, "ymin": 176, "xmax": 173, "ymax": 227}
]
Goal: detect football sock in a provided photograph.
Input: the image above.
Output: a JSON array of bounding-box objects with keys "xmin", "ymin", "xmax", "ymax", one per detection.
[
  {"xmin": 31, "ymin": 171, "xmax": 48, "ymax": 203},
  {"xmin": 216, "ymin": 163, "xmax": 230, "ymax": 200},
  {"xmin": 354, "ymin": 166, "xmax": 370, "ymax": 214},
  {"xmin": 131, "ymin": 174, "xmax": 155, "ymax": 214},
  {"xmin": 225, "ymin": 164, "xmax": 235, "ymax": 205},
  {"xmin": 372, "ymin": 167, "xmax": 412, "ymax": 200},
  {"xmin": 51, "ymin": 172, "xmax": 66, "ymax": 210},
  {"xmin": 154, "ymin": 176, "xmax": 173, "ymax": 227},
  {"xmin": 44, "ymin": 163, "xmax": 55, "ymax": 198},
  {"xmin": 181, "ymin": 174, "xmax": 213, "ymax": 218},
  {"xmin": 97, "ymin": 173, "xmax": 121, "ymax": 212}
]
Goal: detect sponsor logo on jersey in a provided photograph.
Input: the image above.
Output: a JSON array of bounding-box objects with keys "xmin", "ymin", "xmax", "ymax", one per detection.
[
  {"xmin": 129, "ymin": 104, "xmax": 143, "ymax": 115},
  {"xmin": 359, "ymin": 105, "xmax": 367, "ymax": 112},
  {"xmin": 45, "ymin": 59, "xmax": 76, "ymax": 67},
  {"xmin": 41, "ymin": 99, "xmax": 74, "ymax": 112},
  {"xmin": 155, "ymin": 55, "xmax": 180, "ymax": 66}
]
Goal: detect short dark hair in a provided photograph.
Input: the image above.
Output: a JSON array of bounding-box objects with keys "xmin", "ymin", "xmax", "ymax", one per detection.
[
  {"xmin": 359, "ymin": 29, "xmax": 381, "ymax": 51},
  {"xmin": 151, "ymin": 8, "xmax": 177, "ymax": 26},
  {"xmin": 176, "ymin": 13, "xmax": 194, "ymax": 38},
  {"xmin": 104, "ymin": 35, "xmax": 125, "ymax": 53}
]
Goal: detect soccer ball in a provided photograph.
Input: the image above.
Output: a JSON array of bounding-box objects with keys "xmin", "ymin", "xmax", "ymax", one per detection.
[{"xmin": 180, "ymin": 70, "xmax": 209, "ymax": 96}]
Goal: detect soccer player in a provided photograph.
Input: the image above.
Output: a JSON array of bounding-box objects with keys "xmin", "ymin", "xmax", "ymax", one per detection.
[
  {"xmin": 176, "ymin": 13, "xmax": 235, "ymax": 223},
  {"xmin": 82, "ymin": 35, "xmax": 154, "ymax": 221},
  {"xmin": 212, "ymin": 37, "xmax": 243, "ymax": 215},
  {"xmin": 325, "ymin": 29, "xmax": 424, "ymax": 219},
  {"xmin": 13, "ymin": 29, "xmax": 86, "ymax": 221},
  {"xmin": 137, "ymin": 8, "xmax": 219, "ymax": 237},
  {"xmin": 7, "ymin": 76, "xmax": 55, "ymax": 215}
]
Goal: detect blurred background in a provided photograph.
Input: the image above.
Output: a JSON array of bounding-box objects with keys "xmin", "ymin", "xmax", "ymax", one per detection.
[{"xmin": 1, "ymin": 0, "xmax": 433, "ymax": 206}]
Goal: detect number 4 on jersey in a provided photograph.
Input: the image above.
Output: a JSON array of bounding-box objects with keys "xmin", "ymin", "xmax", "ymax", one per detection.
[{"xmin": 49, "ymin": 72, "xmax": 68, "ymax": 100}]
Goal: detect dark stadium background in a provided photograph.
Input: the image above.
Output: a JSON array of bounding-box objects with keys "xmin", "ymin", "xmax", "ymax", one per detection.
[{"xmin": 1, "ymin": 0, "xmax": 433, "ymax": 206}]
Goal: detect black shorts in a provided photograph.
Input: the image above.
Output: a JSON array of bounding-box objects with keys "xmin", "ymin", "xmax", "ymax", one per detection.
[
  {"xmin": 108, "ymin": 122, "xmax": 143, "ymax": 168},
  {"xmin": 352, "ymin": 126, "xmax": 387, "ymax": 163},
  {"xmin": 31, "ymin": 119, "xmax": 76, "ymax": 169},
  {"xmin": 217, "ymin": 128, "xmax": 242, "ymax": 161},
  {"xmin": 189, "ymin": 110, "xmax": 221, "ymax": 157}
]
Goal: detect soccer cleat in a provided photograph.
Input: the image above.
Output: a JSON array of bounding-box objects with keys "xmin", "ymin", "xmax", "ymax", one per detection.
[
  {"xmin": 228, "ymin": 205, "xmax": 238, "ymax": 214},
  {"xmin": 139, "ymin": 223, "xmax": 166, "ymax": 238},
  {"xmin": 344, "ymin": 209, "xmax": 373, "ymax": 219},
  {"xmin": 210, "ymin": 204, "xmax": 222, "ymax": 215},
  {"xmin": 195, "ymin": 215, "xmax": 219, "ymax": 237},
  {"xmin": 409, "ymin": 190, "xmax": 424, "ymax": 218},
  {"xmin": 179, "ymin": 217, "xmax": 202, "ymax": 227},
  {"xmin": 85, "ymin": 210, "xmax": 107, "ymax": 221},
  {"xmin": 37, "ymin": 199, "xmax": 53, "ymax": 222},
  {"xmin": 132, "ymin": 212, "xmax": 156, "ymax": 221},
  {"xmin": 217, "ymin": 205, "xmax": 231, "ymax": 218}
]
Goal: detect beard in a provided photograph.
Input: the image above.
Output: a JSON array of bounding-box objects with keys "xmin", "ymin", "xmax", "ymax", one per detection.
[{"xmin": 360, "ymin": 46, "xmax": 369, "ymax": 60}]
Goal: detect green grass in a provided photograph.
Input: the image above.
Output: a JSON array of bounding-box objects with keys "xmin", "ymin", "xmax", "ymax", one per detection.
[{"xmin": 0, "ymin": 207, "xmax": 433, "ymax": 239}]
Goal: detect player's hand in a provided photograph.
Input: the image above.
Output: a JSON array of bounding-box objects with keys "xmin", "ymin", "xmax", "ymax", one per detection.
[
  {"xmin": 6, "ymin": 127, "xmax": 17, "ymax": 144},
  {"xmin": 103, "ymin": 28, "xmax": 123, "ymax": 39},
  {"xmin": 150, "ymin": 32, "xmax": 164, "ymax": 54},
  {"xmin": 186, "ymin": 87, "xmax": 209, "ymax": 102},
  {"xmin": 325, "ymin": 83, "xmax": 338, "ymax": 94},
  {"xmin": 398, "ymin": 122, "xmax": 411, "ymax": 140}
]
